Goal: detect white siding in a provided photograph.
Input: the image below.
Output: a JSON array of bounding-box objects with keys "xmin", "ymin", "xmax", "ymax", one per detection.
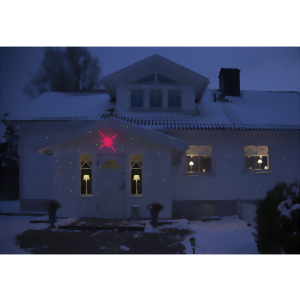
[
  {"xmin": 19, "ymin": 122, "xmax": 89, "ymax": 201},
  {"xmin": 51, "ymin": 126, "xmax": 173, "ymax": 218},
  {"xmin": 170, "ymin": 130, "xmax": 300, "ymax": 202}
]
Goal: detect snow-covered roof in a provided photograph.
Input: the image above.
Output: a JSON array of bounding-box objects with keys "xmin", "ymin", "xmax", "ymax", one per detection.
[
  {"xmin": 3, "ymin": 90, "xmax": 112, "ymax": 121},
  {"xmin": 2, "ymin": 89, "xmax": 299, "ymax": 131},
  {"xmin": 30, "ymin": 118, "xmax": 189, "ymax": 155}
]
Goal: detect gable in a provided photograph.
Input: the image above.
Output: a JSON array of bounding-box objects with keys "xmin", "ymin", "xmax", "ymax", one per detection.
[
  {"xmin": 132, "ymin": 73, "xmax": 179, "ymax": 84},
  {"xmin": 30, "ymin": 118, "xmax": 189, "ymax": 154},
  {"xmin": 102, "ymin": 54, "xmax": 209, "ymax": 100}
]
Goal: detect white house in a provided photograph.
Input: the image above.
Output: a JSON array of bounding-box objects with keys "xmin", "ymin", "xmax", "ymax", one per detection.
[{"xmin": 2, "ymin": 54, "xmax": 300, "ymax": 220}]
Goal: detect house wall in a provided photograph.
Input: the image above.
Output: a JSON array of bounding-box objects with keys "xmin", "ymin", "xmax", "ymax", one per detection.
[
  {"xmin": 18, "ymin": 121, "xmax": 92, "ymax": 211},
  {"xmin": 169, "ymin": 130, "xmax": 300, "ymax": 218},
  {"xmin": 116, "ymin": 84, "xmax": 196, "ymax": 113},
  {"xmin": 51, "ymin": 126, "xmax": 173, "ymax": 219},
  {"xmin": 20, "ymin": 121, "xmax": 300, "ymax": 220},
  {"xmin": 237, "ymin": 201, "xmax": 258, "ymax": 228}
]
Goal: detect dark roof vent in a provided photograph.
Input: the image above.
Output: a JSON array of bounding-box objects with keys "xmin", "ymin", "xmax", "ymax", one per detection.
[{"xmin": 218, "ymin": 68, "xmax": 240, "ymax": 96}]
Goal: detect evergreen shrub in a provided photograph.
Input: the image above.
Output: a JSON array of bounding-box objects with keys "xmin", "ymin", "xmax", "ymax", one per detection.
[{"xmin": 253, "ymin": 179, "xmax": 299, "ymax": 254}]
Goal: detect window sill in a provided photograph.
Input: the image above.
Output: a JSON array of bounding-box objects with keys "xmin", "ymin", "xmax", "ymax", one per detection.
[
  {"xmin": 241, "ymin": 169, "xmax": 272, "ymax": 174},
  {"xmin": 184, "ymin": 172, "xmax": 216, "ymax": 177},
  {"xmin": 130, "ymin": 194, "xmax": 143, "ymax": 197},
  {"xmin": 128, "ymin": 107, "xmax": 183, "ymax": 112},
  {"xmin": 80, "ymin": 194, "xmax": 93, "ymax": 197}
]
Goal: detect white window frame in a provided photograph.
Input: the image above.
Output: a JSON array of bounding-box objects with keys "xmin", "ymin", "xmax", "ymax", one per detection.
[
  {"xmin": 80, "ymin": 154, "xmax": 92, "ymax": 196},
  {"xmin": 130, "ymin": 154, "xmax": 143, "ymax": 197},
  {"xmin": 149, "ymin": 89, "xmax": 163, "ymax": 108},
  {"xmin": 168, "ymin": 88, "xmax": 182, "ymax": 108},
  {"xmin": 130, "ymin": 89, "xmax": 144, "ymax": 108},
  {"xmin": 244, "ymin": 145, "xmax": 269, "ymax": 170},
  {"xmin": 186, "ymin": 145, "xmax": 213, "ymax": 174}
]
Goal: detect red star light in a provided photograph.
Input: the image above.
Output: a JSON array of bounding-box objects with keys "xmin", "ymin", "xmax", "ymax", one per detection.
[{"xmin": 98, "ymin": 130, "xmax": 117, "ymax": 153}]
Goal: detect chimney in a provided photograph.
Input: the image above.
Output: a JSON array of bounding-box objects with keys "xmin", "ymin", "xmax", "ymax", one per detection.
[{"xmin": 218, "ymin": 68, "xmax": 240, "ymax": 96}]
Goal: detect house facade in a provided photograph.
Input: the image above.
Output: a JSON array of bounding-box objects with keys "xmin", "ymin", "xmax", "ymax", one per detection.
[{"xmin": 2, "ymin": 54, "xmax": 300, "ymax": 219}]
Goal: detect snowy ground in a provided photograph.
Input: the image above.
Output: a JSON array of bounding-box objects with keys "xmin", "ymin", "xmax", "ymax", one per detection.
[{"xmin": 0, "ymin": 200, "xmax": 259, "ymax": 254}]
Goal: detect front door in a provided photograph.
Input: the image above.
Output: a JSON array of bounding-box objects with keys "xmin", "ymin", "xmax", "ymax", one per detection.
[{"xmin": 97, "ymin": 154, "xmax": 126, "ymax": 218}]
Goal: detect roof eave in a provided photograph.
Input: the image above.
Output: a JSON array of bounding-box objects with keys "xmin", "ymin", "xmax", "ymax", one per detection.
[{"xmin": 30, "ymin": 118, "xmax": 189, "ymax": 153}]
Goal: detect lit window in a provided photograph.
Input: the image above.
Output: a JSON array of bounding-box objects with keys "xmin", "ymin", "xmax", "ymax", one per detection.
[
  {"xmin": 244, "ymin": 146, "xmax": 269, "ymax": 170},
  {"xmin": 150, "ymin": 90, "xmax": 162, "ymax": 107},
  {"xmin": 80, "ymin": 155, "xmax": 92, "ymax": 195},
  {"xmin": 130, "ymin": 155, "xmax": 142, "ymax": 194},
  {"xmin": 168, "ymin": 90, "xmax": 181, "ymax": 107},
  {"xmin": 186, "ymin": 145, "xmax": 212, "ymax": 173},
  {"xmin": 131, "ymin": 90, "xmax": 143, "ymax": 107}
]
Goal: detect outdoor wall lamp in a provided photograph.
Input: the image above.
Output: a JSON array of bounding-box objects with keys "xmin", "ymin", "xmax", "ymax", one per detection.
[
  {"xmin": 133, "ymin": 175, "xmax": 140, "ymax": 194},
  {"xmin": 83, "ymin": 174, "xmax": 90, "ymax": 194}
]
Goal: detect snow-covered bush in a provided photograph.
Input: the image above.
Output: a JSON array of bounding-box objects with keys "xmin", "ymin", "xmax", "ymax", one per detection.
[
  {"xmin": 253, "ymin": 179, "xmax": 299, "ymax": 254},
  {"xmin": 277, "ymin": 185, "xmax": 300, "ymax": 254}
]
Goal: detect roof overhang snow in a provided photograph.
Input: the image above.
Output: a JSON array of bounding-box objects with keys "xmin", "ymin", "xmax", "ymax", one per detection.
[{"xmin": 30, "ymin": 118, "xmax": 189, "ymax": 154}]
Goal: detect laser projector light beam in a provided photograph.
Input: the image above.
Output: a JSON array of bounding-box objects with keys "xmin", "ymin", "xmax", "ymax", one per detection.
[{"xmin": 98, "ymin": 130, "xmax": 117, "ymax": 153}]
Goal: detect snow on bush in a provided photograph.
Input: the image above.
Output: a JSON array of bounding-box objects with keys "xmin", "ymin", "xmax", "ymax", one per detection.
[
  {"xmin": 280, "ymin": 203, "xmax": 300, "ymax": 220},
  {"xmin": 278, "ymin": 197, "xmax": 293, "ymax": 213}
]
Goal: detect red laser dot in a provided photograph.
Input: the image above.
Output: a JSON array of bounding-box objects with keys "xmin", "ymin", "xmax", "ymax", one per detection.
[{"xmin": 98, "ymin": 131, "xmax": 117, "ymax": 153}]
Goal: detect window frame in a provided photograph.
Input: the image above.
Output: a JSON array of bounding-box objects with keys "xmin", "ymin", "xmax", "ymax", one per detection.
[
  {"xmin": 149, "ymin": 89, "xmax": 163, "ymax": 108},
  {"xmin": 168, "ymin": 89, "xmax": 182, "ymax": 108},
  {"xmin": 80, "ymin": 154, "xmax": 92, "ymax": 196},
  {"xmin": 244, "ymin": 145, "xmax": 269, "ymax": 171},
  {"xmin": 185, "ymin": 145, "xmax": 215, "ymax": 176},
  {"xmin": 130, "ymin": 154, "xmax": 143, "ymax": 197},
  {"xmin": 187, "ymin": 155, "xmax": 213, "ymax": 173},
  {"xmin": 130, "ymin": 89, "xmax": 144, "ymax": 108},
  {"xmin": 128, "ymin": 85, "xmax": 183, "ymax": 111}
]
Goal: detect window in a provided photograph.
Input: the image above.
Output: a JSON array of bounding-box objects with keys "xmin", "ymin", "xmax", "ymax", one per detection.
[
  {"xmin": 244, "ymin": 146, "xmax": 269, "ymax": 170},
  {"xmin": 130, "ymin": 155, "xmax": 142, "ymax": 195},
  {"xmin": 131, "ymin": 90, "xmax": 143, "ymax": 107},
  {"xmin": 150, "ymin": 90, "xmax": 162, "ymax": 107},
  {"xmin": 80, "ymin": 155, "xmax": 92, "ymax": 195},
  {"xmin": 168, "ymin": 90, "xmax": 181, "ymax": 107},
  {"xmin": 186, "ymin": 145, "xmax": 212, "ymax": 173}
]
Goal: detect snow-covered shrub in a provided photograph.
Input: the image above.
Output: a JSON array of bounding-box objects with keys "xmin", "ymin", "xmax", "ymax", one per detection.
[
  {"xmin": 252, "ymin": 179, "xmax": 299, "ymax": 254},
  {"xmin": 277, "ymin": 185, "xmax": 300, "ymax": 254}
]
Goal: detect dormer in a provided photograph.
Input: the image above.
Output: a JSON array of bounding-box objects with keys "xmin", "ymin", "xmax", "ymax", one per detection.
[{"xmin": 101, "ymin": 54, "xmax": 210, "ymax": 114}]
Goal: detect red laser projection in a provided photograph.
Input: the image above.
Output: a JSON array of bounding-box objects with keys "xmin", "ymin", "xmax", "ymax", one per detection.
[{"xmin": 98, "ymin": 130, "xmax": 117, "ymax": 153}]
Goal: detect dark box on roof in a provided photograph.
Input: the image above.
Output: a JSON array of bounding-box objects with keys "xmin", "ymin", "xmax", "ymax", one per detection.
[{"xmin": 218, "ymin": 68, "xmax": 240, "ymax": 96}]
